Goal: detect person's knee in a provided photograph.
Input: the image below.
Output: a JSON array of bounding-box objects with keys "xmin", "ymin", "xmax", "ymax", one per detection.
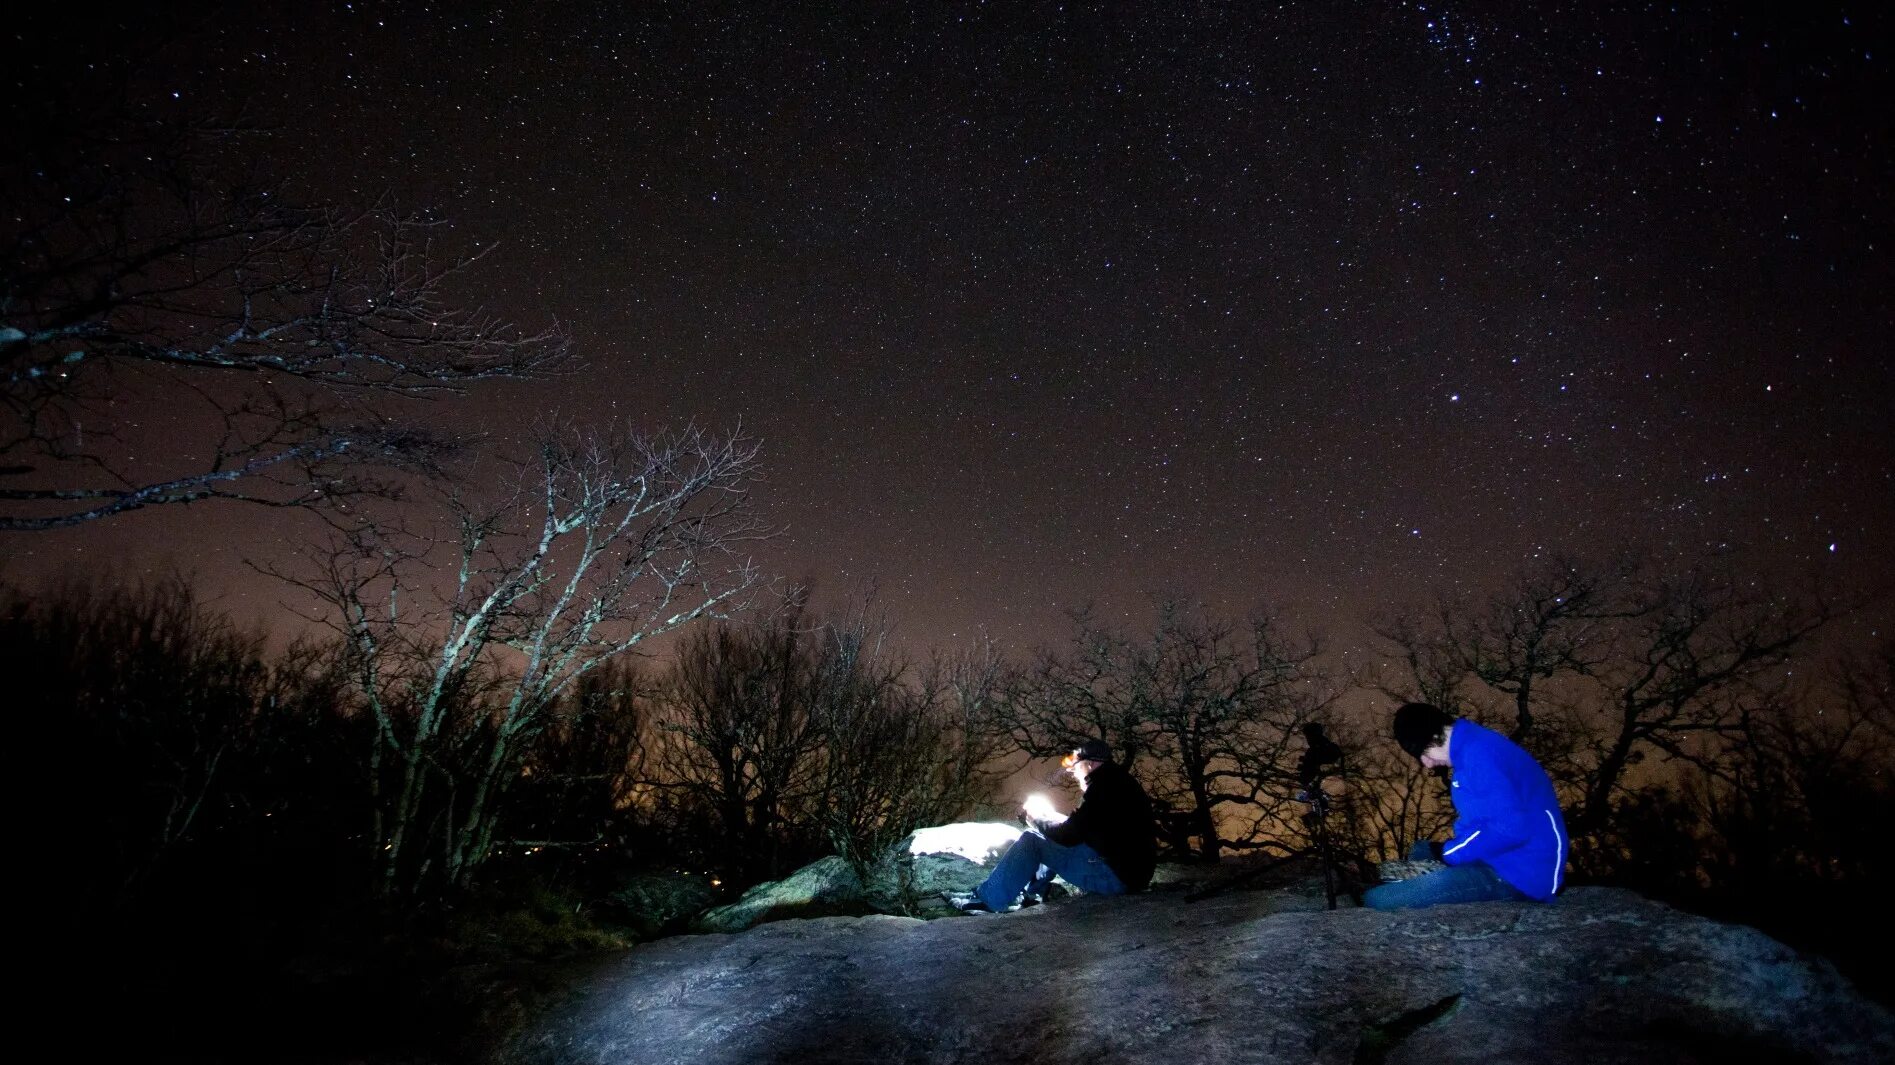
[{"xmin": 1361, "ymin": 884, "xmax": 1403, "ymax": 911}]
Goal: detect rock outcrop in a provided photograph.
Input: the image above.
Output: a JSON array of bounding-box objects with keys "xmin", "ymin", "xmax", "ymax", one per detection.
[
  {"xmin": 693, "ymin": 822, "xmax": 1027, "ymax": 933},
  {"xmin": 604, "ymin": 871, "xmax": 722, "ymax": 937},
  {"xmin": 500, "ymin": 883, "xmax": 1893, "ymax": 1064}
]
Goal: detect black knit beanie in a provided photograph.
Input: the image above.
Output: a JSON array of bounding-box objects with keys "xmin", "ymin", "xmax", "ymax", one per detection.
[{"xmin": 1392, "ymin": 702, "xmax": 1454, "ymax": 759}]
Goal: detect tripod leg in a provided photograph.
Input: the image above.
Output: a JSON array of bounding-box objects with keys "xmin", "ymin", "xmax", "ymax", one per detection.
[{"xmin": 1316, "ymin": 802, "xmax": 1338, "ymax": 910}]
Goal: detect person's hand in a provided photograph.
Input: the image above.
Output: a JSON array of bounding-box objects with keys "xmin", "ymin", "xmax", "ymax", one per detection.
[
  {"xmin": 1022, "ymin": 793, "xmax": 1060, "ymax": 825},
  {"xmin": 1429, "ymin": 839, "xmax": 1447, "ymax": 862}
]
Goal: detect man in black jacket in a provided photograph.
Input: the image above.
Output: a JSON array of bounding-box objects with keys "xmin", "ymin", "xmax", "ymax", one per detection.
[{"xmin": 949, "ymin": 739, "xmax": 1155, "ymax": 913}]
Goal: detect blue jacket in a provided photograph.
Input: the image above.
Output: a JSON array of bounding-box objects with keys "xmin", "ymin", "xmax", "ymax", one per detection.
[{"xmin": 1440, "ymin": 720, "xmax": 1568, "ymax": 900}]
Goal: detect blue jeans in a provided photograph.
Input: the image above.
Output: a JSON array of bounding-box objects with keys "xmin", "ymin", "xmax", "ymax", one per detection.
[
  {"xmin": 975, "ymin": 829, "xmax": 1124, "ymax": 911},
  {"xmin": 1362, "ymin": 841, "xmax": 1532, "ymax": 911}
]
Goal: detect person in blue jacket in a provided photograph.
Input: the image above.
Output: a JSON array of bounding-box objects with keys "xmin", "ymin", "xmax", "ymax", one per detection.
[{"xmin": 1363, "ymin": 702, "xmax": 1569, "ymax": 910}]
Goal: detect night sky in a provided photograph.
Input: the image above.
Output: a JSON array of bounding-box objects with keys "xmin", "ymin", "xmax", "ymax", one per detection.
[{"xmin": 9, "ymin": 2, "xmax": 1893, "ymax": 660}]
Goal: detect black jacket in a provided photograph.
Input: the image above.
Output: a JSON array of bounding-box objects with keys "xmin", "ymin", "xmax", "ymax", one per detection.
[{"xmin": 1042, "ymin": 761, "xmax": 1156, "ymax": 891}]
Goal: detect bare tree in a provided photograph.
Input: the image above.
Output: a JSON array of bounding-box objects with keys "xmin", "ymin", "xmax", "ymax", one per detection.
[
  {"xmin": 13, "ymin": 577, "xmax": 239, "ymax": 902},
  {"xmin": 997, "ymin": 599, "xmax": 1327, "ymax": 861},
  {"xmin": 1565, "ymin": 571, "xmax": 1833, "ymax": 837},
  {"xmin": 1365, "ymin": 609, "xmax": 1470, "ymax": 714},
  {"xmin": 276, "ymin": 421, "xmax": 764, "ymax": 897},
  {"xmin": 4, "ymin": 575, "xmax": 349, "ymax": 909},
  {"xmin": 923, "ymin": 637, "xmax": 1016, "ymax": 821},
  {"xmin": 804, "ymin": 605, "xmax": 1010, "ymax": 878},
  {"xmin": 1454, "ymin": 557, "xmax": 1639, "ymax": 739},
  {"xmin": 1712, "ymin": 643, "xmax": 1895, "ymax": 890},
  {"xmin": 504, "ymin": 659, "xmax": 654, "ymax": 863},
  {"xmin": 2, "ymin": 108, "xmax": 570, "ymax": 531},
  {"xmin": 1597, "ymin": 641, "xmax": 1895, "ymax": 904},
  {"xmin": 996, "ymin": 605, "xmax": 1160, "ymax": 770},
  {"xmin": 1371, "ymin": 555, "xmax": 1634, "ymax": 739},
  {"xmin": 648, "ymin": 595, "xmax": 1010, "ymax": 885},
  {"xmin": 648, "ymin": 608, "xmax": 826, "ymax": 881},
  {"xmin": 1322, "ymin": 717, "xmax": 1455, "ymax": 865},
  {"xmin": 1367, "ymin": 557, "xmax": 1837, "ymax": 853}
]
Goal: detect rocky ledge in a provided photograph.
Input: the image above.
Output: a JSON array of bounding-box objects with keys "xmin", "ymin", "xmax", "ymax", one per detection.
[{"xmin": 498, "ymin": 882, "xmax": 1893, "ymax": 1064}]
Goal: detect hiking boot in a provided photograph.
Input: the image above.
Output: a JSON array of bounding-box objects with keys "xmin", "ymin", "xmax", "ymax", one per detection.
[{"xmin": 941, "ymin": 890, "xmax": 995, "ymax": 914}]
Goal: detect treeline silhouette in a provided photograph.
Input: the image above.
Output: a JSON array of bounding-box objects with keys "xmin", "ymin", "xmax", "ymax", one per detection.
[
  {"xmin": 10, "ymin": 558, "xmax": 1891, "ymax": 1057},
  {"xmin": 14, "ymin": 576, "xmax": 1003, "ymax": 1057}
]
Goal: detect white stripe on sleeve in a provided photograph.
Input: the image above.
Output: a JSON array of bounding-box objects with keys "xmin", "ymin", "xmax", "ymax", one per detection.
[{"xmin": 1544, "ymin": 809, "xmax": 1565, "ymax": 894}]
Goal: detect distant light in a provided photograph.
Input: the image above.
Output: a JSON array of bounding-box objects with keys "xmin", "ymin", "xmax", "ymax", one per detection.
[
  {"xmin": 1449, "ymin": 393, "xmax": 1460, "ymax": 402},
  {"xmin": 1828, "ymin": 543, "xmax": 1838, "ymax": 553}
]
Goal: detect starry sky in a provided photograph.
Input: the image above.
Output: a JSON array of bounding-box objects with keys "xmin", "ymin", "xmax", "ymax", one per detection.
[{"xmin": 9, "ymin": 1, "xmax": 1893, "ymax": 659}]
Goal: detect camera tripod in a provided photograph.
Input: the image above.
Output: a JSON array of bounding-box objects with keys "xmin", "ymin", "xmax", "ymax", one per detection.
[{"xmin": 1183, "ymin": 785, "xmax": 1346, "ymax": 908}]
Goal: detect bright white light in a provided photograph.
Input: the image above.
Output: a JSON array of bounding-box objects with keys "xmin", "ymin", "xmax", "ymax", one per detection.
[
  {"xmin": 907, "ymin": 821, "xmax": 1024, "ymax": 864},
  {"xmin": 1023, "ymin": 793, "xmax": 1062, "ymax": 824}
]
